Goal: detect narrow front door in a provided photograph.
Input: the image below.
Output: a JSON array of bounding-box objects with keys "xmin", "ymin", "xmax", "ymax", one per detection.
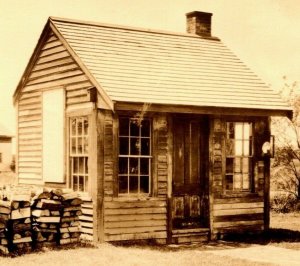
[{"xmin": 172, "ymin": 117, "xmax": 208, "ymax": 229}]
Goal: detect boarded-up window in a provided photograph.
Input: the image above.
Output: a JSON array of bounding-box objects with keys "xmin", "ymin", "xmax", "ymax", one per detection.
[
  {"xmin": 42, "ymin": 88, "xmax": 64, "ymax": 183},
  {"xmin": 225, "ymin": 122, "xmax": 253, "ymax": 191}
]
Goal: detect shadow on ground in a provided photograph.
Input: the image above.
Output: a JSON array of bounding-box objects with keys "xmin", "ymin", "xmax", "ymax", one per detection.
[
  {"xmin": 112, "ymin": 228, "xmax": 300, "ymax": 252},
  {"xmin": 223, "ymin": 228, "xmax": 300, "ymax": 245}
]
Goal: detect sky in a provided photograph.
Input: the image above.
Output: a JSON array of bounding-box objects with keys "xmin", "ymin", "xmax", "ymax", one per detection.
[{"xmin": 1, "ymin": 0, "xmax": 300, "ymax": 134}]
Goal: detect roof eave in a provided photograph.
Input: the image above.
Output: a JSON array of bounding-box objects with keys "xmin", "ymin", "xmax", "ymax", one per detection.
[
  {"xmin": 114, "ymin": 101, "xmax": 293, "ymax": 118},
  {"xmin": 49, "ymin": 18, "xmax": 114, "ymax": 110},
  {"xmin": 13, "ymin": 19, "xmax": 52, "ymax": 105}
]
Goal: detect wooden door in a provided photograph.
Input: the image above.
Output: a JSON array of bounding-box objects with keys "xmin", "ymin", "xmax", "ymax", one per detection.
[{"xmin": 172, "ymin": 117, "xmax": 208, "ymax": 229}]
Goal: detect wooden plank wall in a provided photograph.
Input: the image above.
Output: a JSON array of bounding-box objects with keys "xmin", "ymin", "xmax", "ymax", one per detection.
[
  {"xmin": 213, "ymin": 198, "xmax": 264, "ymax": 234},
  {"xmin": 17, "ymin": 30, "xmax": 93, "ymax": 184},
  {"xmin": 103, "ymin": 113, "xmax": 168, "ymax": 242},
  {"xmin": 79, "ymin": 198, "xmax": 94, "ymax": 241},
  {"xmin": 210, "ymin": 117, "xmax": 268, "ymax": 236}
]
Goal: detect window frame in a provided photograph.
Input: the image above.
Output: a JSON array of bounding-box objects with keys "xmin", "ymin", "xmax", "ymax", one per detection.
[
  {"xmin": 224, "ymin": 120, "xmax": 254, "ymax": 193},
  {"xmin": 118, "ymin": 116, "xmax": 152, "ymax": 197},
  {"xmin": 68, "ymin": 116, "xmax": 89, "ymax": 193}
]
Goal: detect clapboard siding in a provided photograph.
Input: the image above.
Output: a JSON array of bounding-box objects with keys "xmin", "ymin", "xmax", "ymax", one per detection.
[
  {"xmin": 213, "ymin": 199, "xmax": 264, "ymax": 233},
  {"xmin": 104, "ymin": 199, "xmax": 167, "ymax": 241},
  {"xmin": 103, "ymin": 112, "xmax": 114, "ymax": 197},
  {"xmin": 18, "ymin": 30, "xmax": 92, "ymax": 183},
  {"xmin": 154, "ymin": 115, "xmax": 168, "ymax": 197}
]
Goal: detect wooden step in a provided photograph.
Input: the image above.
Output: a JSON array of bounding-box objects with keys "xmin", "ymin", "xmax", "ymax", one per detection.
[{"xmin": 171, "ymin": 228, "xmax": 209, "ymax": 244}]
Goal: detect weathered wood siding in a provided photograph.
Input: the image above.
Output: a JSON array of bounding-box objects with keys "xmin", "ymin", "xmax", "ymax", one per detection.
[
  {"xmin": 103, "ymin": 112, "xmax": 168, "ymax": 242},
  {"xmin": 17, "ymin": 31, "xmax": 93, "ymax": 184},
  {"xmin": 210, "ymin": 117, "xmax": 270, "ymax": 235},
  {"xmin": 79, "ymin": 198, "xmax": 94, "ymax": 241},
  {"xmin": 213, "ymin": 198, "xmax": 264, "ymax": 234}
]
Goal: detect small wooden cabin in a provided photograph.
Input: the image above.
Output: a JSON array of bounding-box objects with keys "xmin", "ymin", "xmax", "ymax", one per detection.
[{"xmin": 13, "ymin": 11, "xmax": 292, "ymax": 243}]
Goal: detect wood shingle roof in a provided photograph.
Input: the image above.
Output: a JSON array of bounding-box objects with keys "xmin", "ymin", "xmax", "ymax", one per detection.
[{"xmin": 15, "ymin": 16, "xmax": 292, "ymax": 115}]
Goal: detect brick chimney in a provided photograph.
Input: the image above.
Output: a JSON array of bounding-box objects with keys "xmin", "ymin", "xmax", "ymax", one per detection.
[{"xmin": 186, "ymin": 11, "xmax": 212, "ymax": 37}]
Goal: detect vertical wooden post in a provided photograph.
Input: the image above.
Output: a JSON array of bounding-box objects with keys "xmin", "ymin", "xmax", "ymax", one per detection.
[
  {"xmin": 208, "ymin": 118, "xmax": 215, "ymax": 240},
  {"xmin": 91, "ymin": 108, "xmax": 104, "ymax": 243},
  {"xmin": 167, "ymin": 115, "xmax": 173, "ymax": 243},
  {"xmin": 263, "ymin": 117, "xmax": 271, "ymax": 231}
]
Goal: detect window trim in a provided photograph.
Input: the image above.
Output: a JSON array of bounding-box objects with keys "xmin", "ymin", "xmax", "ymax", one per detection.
[
  {"xmin": 67, "ymin": 115, "xmax": 90, "ymax": 193},
  {"xmin": 117, "ymin": 116, "xmax": 152, "ymax": 197},
  {"xmin": 224, "ymin": 120, "xmax": 255, "ymax": 193}
]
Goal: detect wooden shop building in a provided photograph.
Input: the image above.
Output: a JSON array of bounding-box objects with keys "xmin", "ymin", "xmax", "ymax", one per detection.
[{"xmin": 13, "ymin": 11, "xmax": 292, "ymax": 243}]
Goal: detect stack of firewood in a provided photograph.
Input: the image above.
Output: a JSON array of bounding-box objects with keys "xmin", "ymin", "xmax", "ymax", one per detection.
[
  {"xmin": 10, "ymin": 198, "xmax": 32, "ymax": 253},
  {"xmin": 59, "ymin": 191, "xmax": 82, "ymax": 245},
  {"xmin": 31, "ymin": 190, "xmax": 61, "ymax": 248},
  {"xmin": 0, "ymin": 200, "xmax": 10, "ymax": 254}
]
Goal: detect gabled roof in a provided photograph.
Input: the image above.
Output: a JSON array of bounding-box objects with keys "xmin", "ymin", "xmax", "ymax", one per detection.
[{"xmin": 14, "ymin": 16, "xmax": 292, "ymax": 115}]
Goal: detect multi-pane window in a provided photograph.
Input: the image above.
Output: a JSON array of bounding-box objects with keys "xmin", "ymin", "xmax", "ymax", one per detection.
[
  {"xmin": 118, "ymin": 118, "xmax": 151, "ymax": 195},
  {"xmin": 225, "ymin": 122, "xmax": 253, "ymax": 191},
  {"xmin": 70, "ymin": 117, "xmax": 89, "ymax": 192}
]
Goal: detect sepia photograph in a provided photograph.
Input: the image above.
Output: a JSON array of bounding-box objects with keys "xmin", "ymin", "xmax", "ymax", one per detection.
[{"xmin": 0, "ymin": 0, "xmax": 299, "ymax": 265}]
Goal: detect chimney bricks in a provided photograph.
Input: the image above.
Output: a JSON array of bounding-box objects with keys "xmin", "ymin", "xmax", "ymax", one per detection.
[{"xmin": 186, "ymin": 11, "xmax": 212, "ymax": 37}]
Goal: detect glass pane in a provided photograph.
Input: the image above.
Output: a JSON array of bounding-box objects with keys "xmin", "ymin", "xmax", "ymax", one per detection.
[
  {"xmin": 234, "ymin": 157, "xmax": 241, "ymax": 173},
  {"xmin": 226, "ymin": 158, "xmax": 233, "ymax": 174},
  {"xmin": 226, "ymin": 139, "xmax": 234, "ymax": 156},
  {"xmin": 234, "ymin": 174, "xmax": 242, "ymax": 189},
  {"xmin": 129, "ymin": 176, "xmax": 138, "ymax": 193},
  {"xmin": 227, "ymin": 122, "xmax": 234, "ymax": 139},
  {"xmin": 235, "ymin": 123, "xmax": 243, "ymax": 139},
  {"xmin": 119, "ymin": 118, "xmax": 129, "ymax": 136},
  {"xmin": 130, "ymin": 120, "xmax": 139, "ymax": 136},
  {"xmin": 243, "ymin": 140, "xmax": 250, "ymax": 156},
  {"xmin": 77, "ymin": 118, "xmax": 83, "ymax": 136},
  {"xmin": 84, "ymin": 118, "xmax": 88, "ymax": 135},
  {"xmin": 242, "ymin": 158, "xmax": 249, "ymax": 174},
  {"xmin": 71, "ymin": 119, "xmax": 76, "ymax": 136},
  {"xmin": 141, "ymin": 138, "xmax": 150, "ymax": 155},
  {"xmin": 141, "ymin": 120, "xmax": 150, "ymax": 137},
  {"xmin": 243, "ymin": 174, "xmax": 250, "ymax": 189},
  {"xmin": 78, "ymin": 137, "xmax": 83, "ymax": 154},
  {"xmin": 119, "ymin": 137, "xmax": 129, "ymax": 155},
  {"xmin": 119, "ymin": 176, "xmax": 128, "ymax": 194},
  {"xmin": 85, "ymin": 157, "xmax": 88, "ymax": 174},
  {"xmin": 244, "ymin": 123, "xmax": 251, "ymax": 139},
  {"xmin": 119, "ymin": 157, "xmax": 128, "ymax": 174},
  {"xmin": 73, "ymin": 175, "xmax": 78, "ymax": 191},
  {"xmin": 129, "ymin": 158, "xmax": 138, "ymax": 174},
  {"xmin": 140, "ymin": 176, "xmax": 149, "ymax": 193},
  {"xmin": 140, "ymin": 158, "xmax": 149, "ymax": 175},
  {"xmin": 84, "ymin": 137, "xmax": 88, "ymax": 154},
  {"xmin": 85, "ymin": 176, "xmax": 88, "ymax": 192},
  {"xmin": 73, "ymin": 158, "xmax": 78, "ymax": 173},
  {"xmin": 71, "ymin": 137, "xmax": 76, "ymax": 154},
  {"xmin": 78, "ymin": 157, "xmax": 84, "ymax": 174},
  {"xmin": 235, "ymin": 140, "xmax": 243, "ymax": 156},
  {"xmin": 79, "ymin": 176, "xmax": 84, "ymax": 192},
  {"xmin": 130, "ymin": 138, "xmax": 140, "ymax": 155},
  {"xmin": 225, "ymin": 175, "xmax": 233, "ymax": 190}
]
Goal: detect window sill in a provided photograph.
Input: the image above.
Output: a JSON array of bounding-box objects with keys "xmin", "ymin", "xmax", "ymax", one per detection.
[
  {"xmin": 221, "ymin": 191, "xmax": 260, "ymax": 198},
  {"xmin": 113, "ymin": 195, "xmax": 156, "ymax": 201}
]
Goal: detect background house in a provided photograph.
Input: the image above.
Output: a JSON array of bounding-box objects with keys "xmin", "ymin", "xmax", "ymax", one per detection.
[
  {"xmin": 0, "ymin": 123, "xmax": 13, "ymax": 172},
  {"xmin": 13, "ymin": 11, "xmax": 292, "ymax": 243}
]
